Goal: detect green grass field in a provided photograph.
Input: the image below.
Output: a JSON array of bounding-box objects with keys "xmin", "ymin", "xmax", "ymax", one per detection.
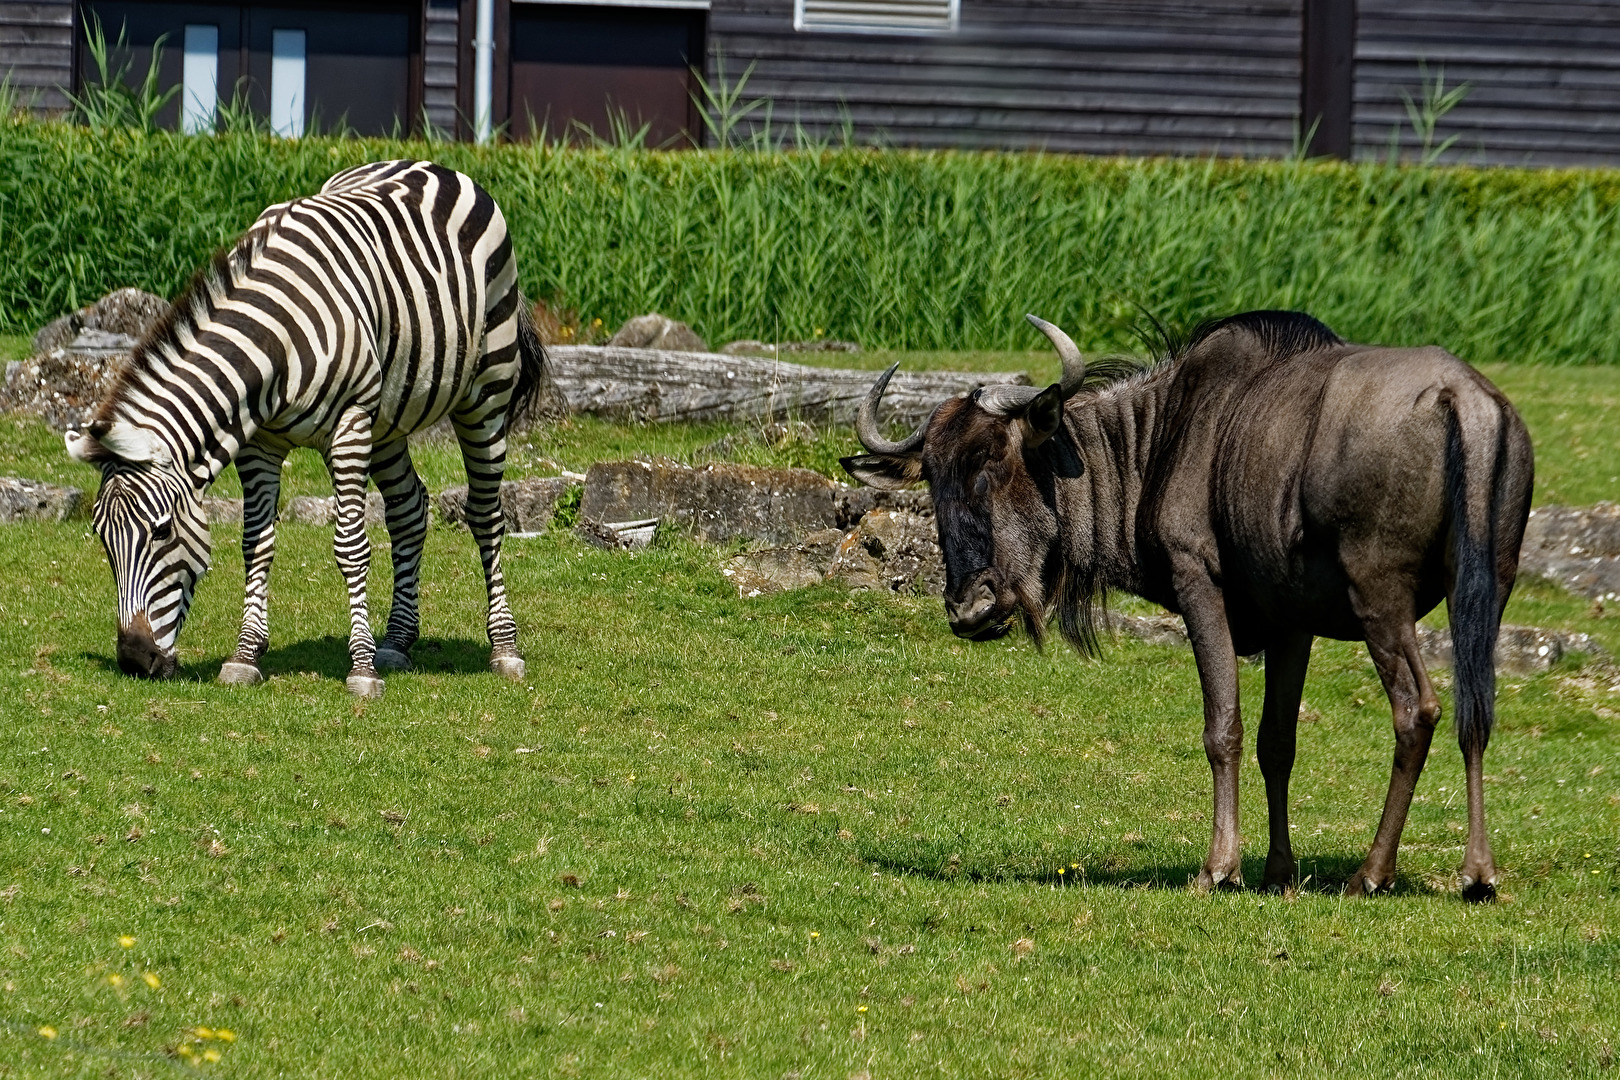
[{"xmin": 0, "ymin": 358, "xmax": 1617, "ymax": 1077}]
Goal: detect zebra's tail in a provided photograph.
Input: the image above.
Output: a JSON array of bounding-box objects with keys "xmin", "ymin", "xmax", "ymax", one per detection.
[{"xmin": 507, "ymin": 297, "xmax": 552, "ymax": 430}]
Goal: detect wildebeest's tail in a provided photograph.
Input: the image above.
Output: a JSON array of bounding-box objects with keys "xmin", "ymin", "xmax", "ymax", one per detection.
[
  {"xmin": 1442, "ymin": 392, "xmax": 1513, "ymax": 757},
  {"xmin": 507, "ymin": 297, "xmax": 552, "ymax": 430}
]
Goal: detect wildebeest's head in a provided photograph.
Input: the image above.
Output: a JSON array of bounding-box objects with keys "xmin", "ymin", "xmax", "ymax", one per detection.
[
  {"xmin": 66, "ymin": 421, "xmax": 210, "ymax": 679},
  {"xmin": 842, "ymin": 315, "xmax": 1087, "ymax": 643}
]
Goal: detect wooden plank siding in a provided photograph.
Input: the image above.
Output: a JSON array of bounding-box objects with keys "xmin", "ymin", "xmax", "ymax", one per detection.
[
  {"xmin": 1, "ymin": 0, "xmax": 75, "ymax": 113},
  {"xmin": 423, "ymin": 0, "xmax": 460, "ymax": 136},
  {"xmin": 706, "ymin": 0, "xmax": 1306, "ymax": 156},
  {"xmin": 1354, "ymin": 0, "xmax": 1620, "ymax": 166}
]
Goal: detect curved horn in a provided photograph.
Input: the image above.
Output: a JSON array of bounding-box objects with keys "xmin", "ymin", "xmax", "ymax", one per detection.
[
  {"xmin": 974, "ymin": 382, "xmax": 1043, "ymax": 416},
  {"xmin": 855, "ymin": 362, "xmax": 927, "ymax": 455},
  {"xmin": 1025, "ymin": 313, "xmax": 1086, "ymax": 397}
]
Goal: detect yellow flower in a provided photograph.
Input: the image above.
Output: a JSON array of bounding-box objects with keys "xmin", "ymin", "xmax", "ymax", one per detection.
[
  {"xmin": 142, "ymin": 971, "xmax": 161, "ymax": 989},
  {"xmin": 38, "ymin": 1025, "xmax": 57, "ymax": 1040},
  {"xmin": 178, "ymin": 1043, "xmax": 196, "ymax": 1057},
  {"xmin": 857, "ymin": 1005, "xmax": 867, "ymax": 1013},
  {"xmin": 107, "ymin": 974, "xmax": 124, "ymax": 988},
  {"xmin": 809, "ymin": 931, "xmax": 819, "ymax": 938},
  {"xmin": 1057, "ymin": 867, "xmax": 1065, "ymax": 875},
  {"xmin": 119, "ymin": 935, "xmax": 136, "ymax": 948},
  {"xmin": 203, "ymin": 1049, "xmax": 222, "ymax": 1063},
  {"xmin": 195, "ymin": 1026, "xmax": 215, "ymax": 1039},
  {"xmin": 216, "ymin": 1028, "xmax": 235, "ymax": 1042}
]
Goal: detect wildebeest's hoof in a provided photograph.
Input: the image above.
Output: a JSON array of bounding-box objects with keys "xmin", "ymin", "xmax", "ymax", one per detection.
[
  {"xmin": 374, "ymin": 644, "xmax": 412, "ymax": 672},
  {"xmin": 346, "ymin": 673, "xmax": 385, "ymax": 698},
  {"xmin": 1344, "ymin": 868, "xmax": 1394, "ymax": 897},
  {"xmin": 1460, "ymin": 871, "xmax": 1498, "ymax": 903},
  {"xmin": 1194, "ymin": 866, "xmax": 1243, "ymax": 893},
  {"xmin": 490, "ymin": 655, "xmax": 526, "ymax": 681},
  {"xmin": 1262, "ymin": 853, "xmax": 1296, "ymax": 893},
  {"xmin": 218, "ymin": 661, "xmax": 264, "ymax": 686}
]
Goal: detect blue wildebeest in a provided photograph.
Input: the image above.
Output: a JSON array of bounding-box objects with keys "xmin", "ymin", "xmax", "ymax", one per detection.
[
  {"xmin": 843, "ymin": 311, "xmax": 1532, "ymax": 900},
  {"xmin": 66, "ymin": 160, "xmax": 546, "ymax": 696}
]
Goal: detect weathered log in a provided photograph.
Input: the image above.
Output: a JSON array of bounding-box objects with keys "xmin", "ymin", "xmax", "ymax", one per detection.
[{"xmin": 545, "ymin": 345, "xmax": 1030, "ymax": 426}]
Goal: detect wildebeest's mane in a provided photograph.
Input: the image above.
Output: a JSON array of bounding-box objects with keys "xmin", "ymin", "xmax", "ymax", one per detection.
[
  {"xmin": 1185, "ymin": 309, "xmax": 1342, "ymax": 360},
  {"xmin": 94, "ymin": 222, "xmax": 274, "ymax": 423}
]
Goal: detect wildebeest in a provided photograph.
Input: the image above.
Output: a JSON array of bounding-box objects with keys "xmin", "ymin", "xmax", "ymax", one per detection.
[{"xmin": 842, "ymin": 311, "xmax": 1532, "ymax": 899}]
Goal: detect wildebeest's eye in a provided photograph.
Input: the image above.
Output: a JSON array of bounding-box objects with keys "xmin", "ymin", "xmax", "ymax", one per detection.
[{"xmin": 152, "ymin": 517, "xmax": 173, "ymax": 541}]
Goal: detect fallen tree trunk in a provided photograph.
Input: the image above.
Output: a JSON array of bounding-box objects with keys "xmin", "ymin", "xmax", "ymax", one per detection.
[{"xmin": 543, "ymin": 345, "xmax": 1031, "ymax": 427}]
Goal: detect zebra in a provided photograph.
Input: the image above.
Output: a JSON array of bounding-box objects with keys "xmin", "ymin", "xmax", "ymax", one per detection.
[{"xmin": 65, "ymin": 160, "xmax": 547, "ymax": 697}]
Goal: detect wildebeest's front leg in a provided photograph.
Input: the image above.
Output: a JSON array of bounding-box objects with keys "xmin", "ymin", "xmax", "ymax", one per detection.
[
  {"xmin": 1178, "ymin": 575, "xmax": 1245, "ymax": 890},
  {"xmin": 1347, "ymin": 619, "xmax": 1440, "ymax": 895},
  {"xmin": 1257, "ymin": 633, "xmax": 1312, "ymax": 891},
  {"xmin": 327, "ymin": 405, "xmax": 383, "ymax": 698}
]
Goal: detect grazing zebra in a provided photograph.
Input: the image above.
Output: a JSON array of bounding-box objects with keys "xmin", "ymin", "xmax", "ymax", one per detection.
[{"xmin": 66, "ymin": 160, "xmax": 546, "ymax": 696}]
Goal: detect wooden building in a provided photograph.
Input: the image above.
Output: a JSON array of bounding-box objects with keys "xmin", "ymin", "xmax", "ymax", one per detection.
[{"xmin": 4, "ymin": 0, "xmax": 1620, "ymax": 164}]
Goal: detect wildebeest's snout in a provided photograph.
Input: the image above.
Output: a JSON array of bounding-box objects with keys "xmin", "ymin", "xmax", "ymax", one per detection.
[
  {"xmin": 947, "ymin": 569, "xmax": 1013, "ymax": 640},
  {"xmin": 117, "ymin": 614, "xmax": 176, "ymax": 679}
]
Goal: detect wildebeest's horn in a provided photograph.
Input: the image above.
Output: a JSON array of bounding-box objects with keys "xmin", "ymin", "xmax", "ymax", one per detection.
[
  {"xmin": 855, "ymin": 362, "xmax": 927, "ymax": 455},
  {"xmin": 1025, "ymin": 314, "xmax": 1086, "ymax": 397}
]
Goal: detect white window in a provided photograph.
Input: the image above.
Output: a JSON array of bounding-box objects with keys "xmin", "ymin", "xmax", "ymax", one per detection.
[
  {"xmin": 795, "ymin": 0, "xmax": 957, "ymax": 33},
  {"xmin": 181, "ymin": 24, "xmax": 218, "ymax": 134},
  {"xmin": 270, "ymin": 28, "xmax": 306, "ymax": 138}
]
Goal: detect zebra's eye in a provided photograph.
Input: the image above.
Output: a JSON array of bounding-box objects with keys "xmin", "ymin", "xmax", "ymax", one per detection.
[{"xmin": 152, "ymin": 517, "xmax": 173, "ymax": 541}]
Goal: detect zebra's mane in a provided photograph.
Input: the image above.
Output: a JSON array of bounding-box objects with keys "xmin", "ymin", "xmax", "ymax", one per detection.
[{"xmin": 95, "ymin": 219, "xmax": 277, "ymax": 423}]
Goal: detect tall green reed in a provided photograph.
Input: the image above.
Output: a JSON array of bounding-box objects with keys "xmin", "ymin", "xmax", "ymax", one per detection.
[{"xmin": 2, "ymin": 117, "xmax": 1619, "ymax": 363}]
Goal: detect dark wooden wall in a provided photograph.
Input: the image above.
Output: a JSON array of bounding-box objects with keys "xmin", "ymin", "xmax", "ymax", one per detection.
[
  {"xmin": 707, "ymin": 0, "xmax": 1306, "ymax": 157},
  {"xmin": 1355, "ymin": 0, "xmax": 1620, "ymax": 166},
  {"xmin": 1, "ymin": 0, "xmax": 75, "ymax": 113}
]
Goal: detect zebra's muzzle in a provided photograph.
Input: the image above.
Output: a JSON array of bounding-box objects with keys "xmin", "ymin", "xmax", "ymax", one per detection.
[{"xmin": 117, "ymin": 614, "xmax": 177, "ymax": 680}]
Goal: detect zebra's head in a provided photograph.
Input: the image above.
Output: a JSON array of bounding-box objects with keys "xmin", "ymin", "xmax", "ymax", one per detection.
[{"xmin": 66, "ymin": 421, "xmax": 210, "ymax": 679}]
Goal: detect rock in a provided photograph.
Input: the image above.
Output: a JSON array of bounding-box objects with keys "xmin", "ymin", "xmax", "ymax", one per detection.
[
  {"xmin": 721, "ymin": 339, "xmax": 861, "ymax": 356},
  {"xmin": 724, "ymin": 529, "xmax": 845, "ymax": 596},
  {"xmin": 201, "ymin": 497, "xmax": 242, "ymax": 524},
  {"xmin": 828, "ymin": 509, "xmax": 946, "ymax": 595},
  {"xmin": 31, "ymin": 288, "xmax": 170, "ymax": 356},
  {"xmin": 436, "ymin": 476, "xmax": 577, "ymax": 534},
  {"xmin": 833, "ymin": 486, "xmax": 933, "ymax": 530},
  {"xmin": 1101, "ymin": 612, "xmax": 1191, "ymax": 648},
  {"xmin": 573, "ymin": 518, "xmax": 628, "ymax": 550},
  {"xmin": 608, "ymin": 313, "xmax": 707, "ymax": 353},
  {"xmin": 581, "ymin": 459, "xmax": 838, "ymax": 545},
  {"xmin": 2, "ymin": 330, "xmax": 140, "ymax": 431},
  {"xmin": 1518, "ymin": 503, "xmax": 1620, "ymax": 600},
  {"xmin": 1418, "ymin": 623, "xmax": 1610, "ymax": 676},
  {"xmin": 0, "ymin": 476, "xmax": 86, "ymax": 522}
]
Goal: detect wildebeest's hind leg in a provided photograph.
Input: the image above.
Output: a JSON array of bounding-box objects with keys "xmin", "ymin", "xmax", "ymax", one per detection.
[
  {"xmin": 371, "ymin": 438, "xmax": 429, "ymax": 671},
  {"xmin": 1346, "ymin": 617, "xmax": 1441, "ymax": 895},
  {"xmin": 1257, "ymin": 633, "xmax": 1312, "ymax": 891}
]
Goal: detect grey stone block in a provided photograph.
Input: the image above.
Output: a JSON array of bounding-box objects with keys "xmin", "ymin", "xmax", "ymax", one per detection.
[
  {"xmin": 581, "ymin": 459, "xmax": 837, "ymax": 545},
  {"xmin": 0, "ymin": 476, "xmax": 85, "ymax": 522}
]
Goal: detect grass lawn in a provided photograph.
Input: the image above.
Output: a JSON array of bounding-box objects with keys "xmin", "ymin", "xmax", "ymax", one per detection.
[{"xmin": 0, "ymin": 357, "xmax": 1617, "ymax": 1077}]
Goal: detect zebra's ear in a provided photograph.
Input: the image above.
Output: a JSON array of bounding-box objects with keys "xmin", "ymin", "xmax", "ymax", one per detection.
[
  {"xmin": 66, "ymin": 423, "xmax": 170, "ymax": 466},
  {"xmin": 65, "ymin": 428, "xmax": 109, "ymax": 464}
]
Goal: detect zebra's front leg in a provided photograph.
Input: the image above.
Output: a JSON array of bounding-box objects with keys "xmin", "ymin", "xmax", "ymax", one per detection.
[
  {"xmin": 328, "ymin": 406, "xmax": 383, "ymax": 698},
  {"xmin": 370, "ymin": 438, "xmax": 428, "ymax": 672},
  {"xmin": 221, "ymin": 445, "xmax": 286, "ymax": 685}
]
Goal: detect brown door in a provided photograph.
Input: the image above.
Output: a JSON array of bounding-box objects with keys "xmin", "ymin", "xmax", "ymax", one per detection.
[{"xmin": 508, "ymin": 4, "xmax": 704, "ymax": 147}]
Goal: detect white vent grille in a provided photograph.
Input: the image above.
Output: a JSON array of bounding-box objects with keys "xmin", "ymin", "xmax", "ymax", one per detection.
[{"xmin": 795, "ymin": 0, "xmax": 958, "ymax": 34}]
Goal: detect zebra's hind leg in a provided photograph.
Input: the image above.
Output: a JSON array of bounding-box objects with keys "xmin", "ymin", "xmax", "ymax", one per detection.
[
  {"xmin": 221, "ymin": 444, "xmax": 286, "ymax": 686},
  {"xmin": 327, "ymin": 405, "xmax": 384, "ymax": 698},
  {"xmin": 452, "ymin": 408, "xmax": 524, "ymax": 682},
  {"xmin": 370, "ymin": 438, "xmax": 428, "ymax": 672}
]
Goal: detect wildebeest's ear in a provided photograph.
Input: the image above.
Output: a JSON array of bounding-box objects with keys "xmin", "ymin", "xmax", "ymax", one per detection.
[
  {"xmin": 840, "ymin": 453, "xmax": 924, "ymax": 490},
  {"xmin": 1017, "ymin": 383, "xmax": 1065, "ymax": 450}
]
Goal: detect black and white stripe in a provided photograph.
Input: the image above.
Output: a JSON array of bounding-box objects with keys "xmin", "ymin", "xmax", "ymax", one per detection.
[{"xmin": 68, "ymin": 160, "xmax": 546, "ymax": 695}]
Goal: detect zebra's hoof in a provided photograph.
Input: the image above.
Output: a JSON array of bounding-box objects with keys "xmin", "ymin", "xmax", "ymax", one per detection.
[
  {"xmin": 374, "ymin": 645, "xmax": 412, "ymax": 672},
  {"xmin": 490, "ymin": 655, "xmax": 526, "ymax": 682},
  {"xmin": 218, "ymin": 661, "xmax": 264, "ymax": 686},
  {"xmin": 346, "ymin": 674, "xmax": 386, "ymax": 698}
]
